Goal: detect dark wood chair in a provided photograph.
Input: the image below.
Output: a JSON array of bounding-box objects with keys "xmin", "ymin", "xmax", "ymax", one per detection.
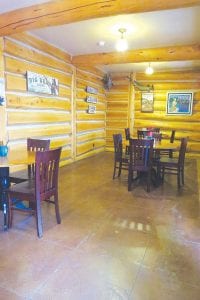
[
  {"xmin": 152, "ymin": 132, "xmax": 162, "ymax": 141},
  {"xmin": 10, "ymin": 138, "xmax": 50, "ymax": 183},
  {"xmin": 128, "ymin": 139, "xmax": 154, "ymax": 192},
  {"xmin": 147, "ymin": 127, "xmax": 160, "ymax": 133},
  {"xmin": 158, "ymin": 138, "xmax": 188, "ymax": 189},
  {"xmin": 7, "ymin": 147, "xmax": 62, "ymax": 238},
  {"xmin": 125, "ymin": 128, "xmax": 131, "ymax": 140},
  {"xmin": 113, "ymin": 134, "xmax": 129, "ymax": 179},
  {"xmin": 137, "ymin": 130, "xmax": 147, "ymax": 139},
  {"xmin": 157, "ymin": 130, "xmax": 176, "ymax": 159}
]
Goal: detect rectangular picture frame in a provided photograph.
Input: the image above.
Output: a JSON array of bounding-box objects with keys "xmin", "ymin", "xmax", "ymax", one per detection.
[
  {"xmin": 166, "ymin": 92, "xmax": 193, "ymax": 115},
  {"xmin": 141, "ymin": 92, "xmax": 154, "ymax": 112}
]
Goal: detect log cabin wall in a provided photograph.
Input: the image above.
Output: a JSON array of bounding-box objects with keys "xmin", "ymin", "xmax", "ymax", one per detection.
[
  {"xmin": 2, "ymin": 33, "xmax": 73, "ymax": 168},
  {"xmin": 0, "ymin": 32, "xmax": 107, "ymax": 170},
  {"xmin": 75, "ymin": 68, "xmax": 106, "ymax": 159},
  {"xmin": 106, "ymin": 76, "xmax": 130, "ymax": 151},
  {"xmin": 134, "ymin": 71, "xmax": 200, "ymax": 157}
]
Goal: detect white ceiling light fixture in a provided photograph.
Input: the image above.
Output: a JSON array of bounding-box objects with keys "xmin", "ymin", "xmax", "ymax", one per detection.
[
  {"xmin": 145, "ymin": 63, "xmax": 154, "ymax": 75},
  {"xmin": 116, "ymin": 28, "xmax": 128, "ymax": 52}
]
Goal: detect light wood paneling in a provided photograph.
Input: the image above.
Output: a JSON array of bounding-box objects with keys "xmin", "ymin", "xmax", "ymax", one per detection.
[
  {"xmin": 75, "ymin": 68, "xmax": 106, "ymax": 157},
  {"xmin": 3, "ymin": 33, "xmax": 73, "ymax": 165}
]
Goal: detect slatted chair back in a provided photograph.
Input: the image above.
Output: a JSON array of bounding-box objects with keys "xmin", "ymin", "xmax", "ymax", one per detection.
[
  {"xmin": 137, "ymin": 130, "xmax": 146, "ymax": 139},
  {"xmin": 125, "ymin": 128, "xmax": 131, "ymax": 140},
  {"xmin": 112, "ymin": 134, "xmax": 129, "ymax": 179},
  {"xmin": 178, "ymin": 137, "xmax": 188, "ymax": 167},
  {"xmin": 7, "ymin": 147, "xmax": 62, "ymax": 238},
  {"xmin": 27, "ymin": 138, "xmax": 50, "ymax": 178},
  {"xmin": 152, "ymin": 132, "xmax": 162, "ymax": 142},
  {"xmin": 128, "ymin": 139, "xmax": 154, "ymax": 192}
]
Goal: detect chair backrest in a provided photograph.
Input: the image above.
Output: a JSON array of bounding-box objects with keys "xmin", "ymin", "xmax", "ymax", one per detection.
[
  {"xmin": 147, "ymin": 127, "xmax": 160, "ymax": 133},
  {"xmin": 178, "ymin": 138, "xmax": 188, "ymax": 167},
  {"xmin": 113, "ymin": 134, "xmax": 123, "ymax": 162},
  {"xmin": 35, "ymin": 147, "xmax": 62, "ymax": 201},
  {"xmin": 170, "ymin": 130, "xmax": 176, "ymax": 143},
  {"xmin": 129, "ymin": 139, "xmax": 154, "ymax": 171},
  {"xmin": 137, "ymin": 130, "xmax": 146, "ymax": 139},
  {"xmin": 27, "ymin": 138, "xmax": 50, "ymax": 177},
  {"xmin": 27, "ymin": 138, "xmax": 50, "ymax": 152},
  {"xmin": 125, "ymin": 128, "xmax": 130, "ymax": 140},
  {"xmin": 152, "ymin": 132, "xmax": 162, "ymax": 141}
]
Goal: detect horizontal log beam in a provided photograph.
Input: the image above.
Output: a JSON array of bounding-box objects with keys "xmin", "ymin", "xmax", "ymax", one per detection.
[
  {"xmin": 0, "ymin": 0, "xmax": 199, "ymax": 36},
  {"xmin": 72, "ymin": 45, "xmax": 200, "ymax": 65}
]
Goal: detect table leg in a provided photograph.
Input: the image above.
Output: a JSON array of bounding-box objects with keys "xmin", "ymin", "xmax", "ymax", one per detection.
[{"xmin": 0, "ymin": 167, "xmax": 10, "ymax": 231}]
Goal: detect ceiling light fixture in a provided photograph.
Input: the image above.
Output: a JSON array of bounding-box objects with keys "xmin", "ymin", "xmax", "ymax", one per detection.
[
  {"xmin": 145, "ymin": 63, "xmax": 154, "ymax": 75},
  {"xmin": 116, "ymin": 28, "xmax": 128, "ymax": 52}
]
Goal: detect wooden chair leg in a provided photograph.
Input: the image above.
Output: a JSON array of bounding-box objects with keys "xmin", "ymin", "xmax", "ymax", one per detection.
[
  {"xmin": 177, "ymin": 172, "xmax": 181, "ymax": 189},
  {"xmin": 118, "ymin": 162, "xmax": 122, "ymax": 177},
  {"xmin": 36, "ymin": 199, "xmax": 43, "ymax": 238},
  {"xmin": 113, "ymin": 162, "xmax": 117, "ymax": 179},
  {"xmin": 182, "ymin": 167, "xmax": 184, "ymax": 185},
  {"xmin": 54, "ymin": 193, "xmax": 61, "ymax": 224}
]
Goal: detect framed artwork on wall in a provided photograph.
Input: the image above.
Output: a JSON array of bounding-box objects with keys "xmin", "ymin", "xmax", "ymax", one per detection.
[
  {"xmin": 141, "ymin": 92, "xmax": 154, "ymax": 112},
  {"xmin": 166, "ymin": 92, "xmax": 193, "ymax": 115}
]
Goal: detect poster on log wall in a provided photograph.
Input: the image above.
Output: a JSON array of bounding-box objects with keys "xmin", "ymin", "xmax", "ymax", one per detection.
[
  {"xmin": 166, "ymin": 92, "xmax": 193, "ymax": 115},
  {"xmin": 27, "ymin": 71, "xmax": 59, "ymax": 96}
]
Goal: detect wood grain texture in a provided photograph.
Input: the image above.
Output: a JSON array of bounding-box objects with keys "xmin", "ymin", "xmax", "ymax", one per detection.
[
  {"xmin": 5, "ymin": 56, "xmax": 72, "ymax": 85},
  {"xmin": 7, "ymin": 94, "xmax": 71, "ymax": 110},
  {"xmin": 0, "ymin": 0, "xmax": 198, "ymax": 36},
  {"xmin": 7, "ymin": 111, "xmax": 71, "ymax": 125},
  {"xmin": 5, "ymin": 39, "xmax": 70, "ymax": 73},
  {"xmin": 73, "ymin": 45, "xmax": 200, "ymax": 65},
  {"xmin": 10, "ymin": 32, "xmax": 71, "ymax": 63}
]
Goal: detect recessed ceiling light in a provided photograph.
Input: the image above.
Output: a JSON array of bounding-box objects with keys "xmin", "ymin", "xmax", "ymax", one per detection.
[{"xmin": 97, "ymin": 41, "xmax": 105, "ymax": 46}]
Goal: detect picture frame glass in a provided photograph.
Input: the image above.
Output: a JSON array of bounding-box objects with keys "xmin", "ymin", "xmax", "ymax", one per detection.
[{"xmin": 167, "ymin": 92, "xmax": 193, "ymax": 115}]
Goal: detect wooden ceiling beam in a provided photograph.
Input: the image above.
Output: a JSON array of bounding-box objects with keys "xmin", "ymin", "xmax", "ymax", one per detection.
[
  {"xmin": 0, "ymin": 0, "xmax": 200, "ymax": 36},
  {"xmin": 72, "ymin": 45, "xmax": 200, "ymax": 65}
]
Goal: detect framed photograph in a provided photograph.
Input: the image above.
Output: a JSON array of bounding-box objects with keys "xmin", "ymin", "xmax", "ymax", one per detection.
[
  {"xmin": 167, "ymin": 92, "xmax": 193, "ymax": 115},
  {"xmin": 141, "ymin": 92, "xmax": 154, "ymax": 112}
]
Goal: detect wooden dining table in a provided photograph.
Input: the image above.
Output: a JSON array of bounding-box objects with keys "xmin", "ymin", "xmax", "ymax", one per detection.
[{"xmin": 0, "ymin": 150, "xmax": 36, "ymax": 230}]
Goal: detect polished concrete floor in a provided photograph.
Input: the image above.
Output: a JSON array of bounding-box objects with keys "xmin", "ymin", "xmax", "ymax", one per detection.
[{"xmin": 0, "ymin": 152, "xmax": 200, "ymax": 300}]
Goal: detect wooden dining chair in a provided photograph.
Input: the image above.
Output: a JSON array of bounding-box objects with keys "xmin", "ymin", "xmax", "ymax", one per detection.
[
  {"xmin": 113, "ymin": 134, "xmax": 129, "ymax": 179},
  {"xmin": 9, "ymin": 138, "xmax": 50, "ymax": 184},
  {"xmin": 158, "ymin": 130, "xmax": 176, "ymax": 159},
  {"xmin": 137, "ymin": 130, "xmax": 147, "ymax": 139},
  {"xmin": 158, "ymin": 138, "xmax": 188, "ymax": 189},
  {"xmin": 128, "ymin": 139, "xmax": 154, "ymax": 192},
  {"xmin": 7, "ymin": 147, "xmax": 62, "ymax": 238}
]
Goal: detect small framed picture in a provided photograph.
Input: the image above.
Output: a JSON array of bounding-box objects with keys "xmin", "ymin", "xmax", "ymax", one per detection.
[
  {"xmin": 141, "ymin": 92, "xmax": 154, "ymax": 112},
  {"xmin": 166, "ymin": 92, "xmax": 193, "ymax": 115}
]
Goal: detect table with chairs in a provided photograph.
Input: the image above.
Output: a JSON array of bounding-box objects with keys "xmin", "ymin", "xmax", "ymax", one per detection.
[
  {"xmin": 0, "ymin": 138, "xmax": 62, "ymax": 237},
  {"xmin": 113, "ymin": 129, "xmax": 187, "ymax": 192}
]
